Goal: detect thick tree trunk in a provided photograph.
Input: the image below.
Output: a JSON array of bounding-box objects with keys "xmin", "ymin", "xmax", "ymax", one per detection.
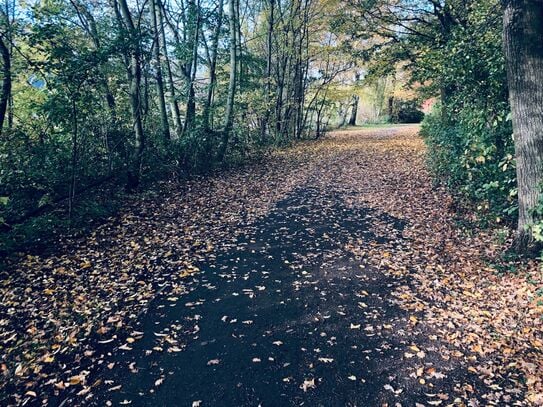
[
  {"xmin": 0, "ymin": 36, "xmax": 11, "ymax": 136},
  {"xmin": 348, "ymin": 95, "xmax": 359, "ymax": 126},
  {"xmin": 151, "ymin": 0, "xmax": 171, "ymax": 142},
  {"xmin": 503, "ymin": 0, "xmax": 543, "ymax": 252},
  {"xmin": 387, "ymin": 96, "xmax": 394, "ymax": 119}
]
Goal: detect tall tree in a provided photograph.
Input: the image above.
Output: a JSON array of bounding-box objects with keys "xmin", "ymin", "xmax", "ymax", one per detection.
[
  {"xmin": 114, "ymin": 0, "xmax": 145, "ymax": 190},
  {"xmin": 218, "ymin": 0, "xmax": 238, "ymax": 160},
  {"xmin": 0, "ymin": 9, "xmax": 11, "ymax": 135},
  {"xmin": 348, "ymin": 73, "xmax": 360, "ymax": 126},
  {"xmin": 151, "ymin": 0, "xmax": 171, "ymax": 141},
  {"xmin": 157, "ymin": 0, "xmax": 182, "ymax": 137},
  {"xmin": 182, "ymin": 0, "xmax": 201, "ymax": 136},
  {"xmin": 260, "ymin": 0, "xmax": 275, "ymax": 139},
  {"xmin": 202, "ymin": 0, "xmax": 224, "ymax": 132}
]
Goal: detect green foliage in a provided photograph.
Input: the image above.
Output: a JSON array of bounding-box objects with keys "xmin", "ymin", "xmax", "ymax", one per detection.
[
  {"xmin": 403, "ymin": 0, "xmax": 518, "ymax": 225},
  {"xmin": 421, "ymin": 105, "xmax": 516, "ymax": 223},
  {"xmin": 0, "ymin": 0, "xmax": 381, "ymax": 256},
  {"xmin": 528, "ymin": 195, "xmax": 543, "ymax": 246},
  {"xmin": 341, "ymin": 0, "xmax": 513, "ymax": 220}
]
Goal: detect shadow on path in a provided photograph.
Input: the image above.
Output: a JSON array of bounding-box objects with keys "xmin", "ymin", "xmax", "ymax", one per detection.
[{"xmin": 91, "ymin": 185, "xmax": 477, "ymax": 406}]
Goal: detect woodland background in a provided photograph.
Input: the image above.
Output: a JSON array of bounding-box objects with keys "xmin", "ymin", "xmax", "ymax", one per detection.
[{"xmin": 0, "ymin": 0, "xmax": 536, "ymax": 255}]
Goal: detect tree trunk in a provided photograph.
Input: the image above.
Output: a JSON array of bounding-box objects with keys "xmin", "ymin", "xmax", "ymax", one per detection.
[
  {"xmin": 182, "ymin": 0, "xmax": 201, "ymax": 137},
  {"xmin": 203, "ymin": 0, "xmax": 224, "ymax": 132},
  {"xmin": 0, "ymin": 35, "xmax": 11, "ymax": 136},
  {"xmin": 387, "ymin": 96, "xmax": 394, "ymax": 120},
  {"xmin": 218, "ymin": 0, "xmax": 237, "ymax": 161},
  {"xmin": 235, "ymin": 0, "xmax": 243, "ymax": 92},
  {"xmin": 116, "ymin": 0, "xmax": 145, "ymax": 191},
  {"xmin": 260, "ymin": 0, "xmax": 274, "ymax": 140},
  {"xmin": 157, "ymin": 0, "xmax": 182, "ymax": 137},
  {"xmin": 151, "ymin": 0, "xmax": 171, "ymax": 142},
  {"xmin": 503, "ymin": 0, "xmax": 543, "ymax": 252},
  {"xmin": 348, "ymin": 95, "xmax": 359, "ymax": 126},
  {"xmin": 71, "ymin": 0, "xmax": 117, "ymax": 115},
  {"xmin": 68, "ymin": 96, "xmax": 79, "ymax": 220}
]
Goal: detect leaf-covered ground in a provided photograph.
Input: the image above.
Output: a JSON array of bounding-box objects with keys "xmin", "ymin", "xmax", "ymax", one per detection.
[{"xmin": 1, "ymin": 125, "xmax": 542, "ymax": 406}]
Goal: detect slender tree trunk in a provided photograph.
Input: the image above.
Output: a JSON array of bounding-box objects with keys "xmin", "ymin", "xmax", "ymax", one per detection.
[
  {"xmin": 151, "ymin": 0, "xmax": 171, "ymax": 141},
  {"xmin": 182, "ymin": 0, "xmax": 201, "ymax": 137},
  {"xmin": 68, "ymin": 96, "xmax": 79, "ymax": 220},
  {"xmin": 72, "ymin": 0, "xmax": 117, "ymax": 115},
  {"xmin": 235, "ymin": 0, "xmax": 243, "ymax": 92},
  {"xmin": 295, "ymin": 5, "xmax": 309, "ymax": 138},
  {"xmin": 203, "ymin": 0, "xmax": 224, "ymax": 132},
  {"xmin": 503, "ymin": 0, "xmax": 543, "ymax": 252},
  {"xmin": 0, "ymin": 35, "xmax": 11, "ymax": 136},
  {"xmin": 116, "ymin": 0, "xmax": 145, "ymax": 191},
  {"xmin": 260, "ymin": 0, "xmax": 274, "ymax": 140},
  {"xmin": 157, "ymin": 0, "xmax": 182, "ymax": 137},
  {"xmin": 292, "ymin": 1, "xmax": 308, "ymax": 139},
  {"xmin": 387, "ymin": 73, "xmax": 396, "ymax": 121},
  {"xmin": 218, "ymin": 0, "xmax": 237, "ymax": 161},
  {"xmin": 275, "ymin": 54, "xmax": 288, "ymax": 136}
]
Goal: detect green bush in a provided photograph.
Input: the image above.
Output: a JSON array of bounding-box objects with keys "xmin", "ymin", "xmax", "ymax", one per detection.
[
  {"xmin": 421, "ymin": 106, "xmax": 516, "ymax": 224},
  {"xmin": 392, "ymin": 99, "xmax": 424, "ymax": 123}
]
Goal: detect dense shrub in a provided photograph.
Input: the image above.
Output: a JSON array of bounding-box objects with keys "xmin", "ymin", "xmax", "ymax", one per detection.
[
  {"xmin": 415, "ymin": 0, "xmax": 519, "ymax": 225},
  {"xmin": 392, "ymin": 99, "xmax": 424, "ymax": 123},
  {"xmin": 421, "ymin": 106, "xmax": 516, "ymax": 224}
]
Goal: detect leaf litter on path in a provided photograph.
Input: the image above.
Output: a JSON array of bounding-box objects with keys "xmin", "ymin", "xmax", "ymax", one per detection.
[{"xmin": 1, "ymin": 125, "xmax": 542, "ymax": 405}]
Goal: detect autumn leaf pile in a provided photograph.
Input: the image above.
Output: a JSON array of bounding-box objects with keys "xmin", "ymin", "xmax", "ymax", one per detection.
[{"xmin": 1, "ymin": 125, "xmax": 542, "ymax": 405}]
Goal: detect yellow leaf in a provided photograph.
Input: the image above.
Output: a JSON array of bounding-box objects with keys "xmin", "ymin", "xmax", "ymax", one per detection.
[{"xmin": 69, "ymin": 375, "xmax": 83, "ymax": 385}]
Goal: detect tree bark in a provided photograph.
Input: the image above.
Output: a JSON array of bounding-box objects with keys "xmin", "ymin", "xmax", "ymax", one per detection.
[
  {"xmin": 260, "ymin": 0, "xmax": 274, "ymax": 140},
  {"xmin": 349, "ymin": 95, "xmax": 359, "ymax": 126},
  {"xmin": 151, "ymin": 0, "xmax": 171, "ymax": 142},
  {"xmin": 218, "ymin": 0, "xmax": 237, "ymax": 161},
  {"xmin": 203, "ymin": 0, "xmax": 224, "ymax": 132},
  {"xmin": 503, "ymin": 0, "xmax": 543, "ymax": 252},
  {"xmin": 115, "ymin": 0, "xmax": 145, "ymax": 191},
  {"xmin": 182, "ymin": 0, "xmax": 201, "ymax": 137},
  {"xmin": 0, "ymin": 35, "xmax": 11, "ymax": 136},
  {"xmin": 387, "ymin": 96, "xmax": 394, "ymax": 119},
  {"xmin": 157, "ymin": 0, "xmax": 182, "ymax": 137}
]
